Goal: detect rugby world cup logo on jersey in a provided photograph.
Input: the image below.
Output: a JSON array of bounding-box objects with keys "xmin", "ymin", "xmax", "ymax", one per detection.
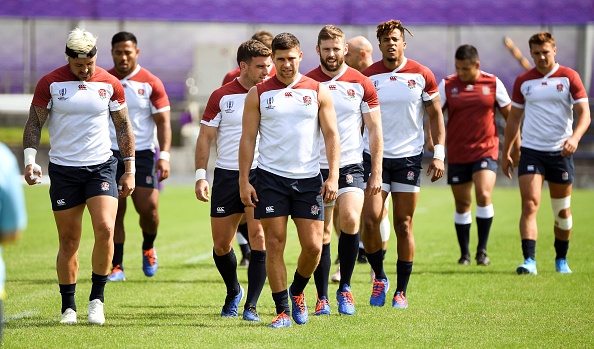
[
  {"xmin": 303, "ymin": 95, "xmax": 312, "ymax": 106},
  {"xmin": 556, "ymin": 84, "xmax": 564, "ymax": 92},
  {"xmin": 482, "ymin": 86, "xmax": 490, "ymax": 95},
  {"xmin": 265, "ymin": 97, "xmax": 275, "ymax": 109},
  {"xmin": 373, "ymin": 80, "xmax": 380, "ymax": 91},
  {"xmin": 137, "ymin": 88, "xmax": 145, "ymax": 96},
  {"xmin": 407, "ymin": 80, "xmax": 416, "ymax": 89},
  {"xmin": 58, "ymin": 88, "xmax": 68, "ymax": 100},
  {"xmin": 224, "ymin": 100, "xmax": 235, "ymax": 113},
  {"xmin": 98, "ymin": 89, "xmax": 108, "ymax": 100}
]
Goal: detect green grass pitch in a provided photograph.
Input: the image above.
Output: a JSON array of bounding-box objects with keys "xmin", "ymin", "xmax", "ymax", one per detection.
[{"xmin": 3, "ymin": 184, "xmax": 593, "ymax": 348}]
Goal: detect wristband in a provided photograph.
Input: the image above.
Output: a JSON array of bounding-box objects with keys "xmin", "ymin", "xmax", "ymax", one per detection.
[
  {"xmin": 159, "ymin": 151, "xmax": 171, "ymax": 162},
  {"xmin": 195, "ymin": 168, "xmax": 207, "ymax": 181},
  {"xmin": 24, "ymin": 147, "xmax": 37, "ymax": 167},
  {"xmin": 124, "ymin": 171, "xmax": 135, "ymax": 175},
  {"xmin": 123, "ymin": 156, "xmax": 135, "ymax": 162},
  {"xmin": 124, "ymin": 160, "xmax": 136, "ymax": 174},
  {"xmin": 433, "ymin": 144, "xmax": 445, "ymax": 161}
]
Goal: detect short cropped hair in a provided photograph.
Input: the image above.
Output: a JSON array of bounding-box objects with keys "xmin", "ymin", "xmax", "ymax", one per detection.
[
  {"xmin": 317, "ymin": 24, "xmax": 345, "ymax": 46},
  {"xmin": 251, "ymin": 30, "xmax": 274, "ymax": 49},
  {"xmin": 529, "ymin": 32, "xmax": 556, "ymax": 49},
  {"xmin": 455, "ymin": 45, "xmax": 479, "ymax": 64},
  {"xmin": 271, "ymin": 33, "xmax": 300, "ymax": 53},
  {"xmin": 66, "ymin": 28, "xmax": 97, "ymax": 56},
  {"xmin": 376, "ymin": 19, "xmax": 413, "ymax": 42},
  {"xmin": 237, "ymin": 39, "xmax": 272, "ymax": 66},
  {"xmin": 111, "ymin": 31, "xmax": 138, "ymax": 48}
]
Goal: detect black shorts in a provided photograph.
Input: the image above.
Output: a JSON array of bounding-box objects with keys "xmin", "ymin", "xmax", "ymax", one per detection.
[
  {"xmin": 254, "ymin": 168, "xmax": 324, "ymax": 220},
  {"xmin": 48, "ymin": 157, "xmax": 118, "ymax": 211},
  {"xmin": 320, "ymin": 163, "xmax": 365, "ymax": 192},
  {"xmin": 113, "ymin": 149, "xmax": 158, "ymax": 189},
  {"xmin": 363, "ymin": 151, "xmax": 423, "ymax": 190},
  {"xmin": 447, "ymin": 157, "xmax": 498, "ymax": 185},
  {"xmin": 211, "ymin": 168, "xmax": 256, "ymax": 217},
  {"xmin": 518, "ymin": 147, "xmax": 574, "ymax": 184}
]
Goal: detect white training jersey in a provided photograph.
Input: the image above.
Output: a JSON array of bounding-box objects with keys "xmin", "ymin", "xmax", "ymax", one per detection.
[
  {"xmin": 256, "ymin": 74, "xmax": 322, "ymax": 179},
  {"xmin": 511, "ymin": 63, "xmax": 589, "ymax": 151},
  {"xmin": 306, "ymin": 65, "xmax": 380, "ymax": 168},
  {"xmin": 201, "ymin": 79, "xmax": 258, "ymax": 170},
  {"xmin": 31, "ymin": 65, "xmax": 126, "ymax": 166},
  {"xmin": 108, "ymin": 65, "xmax": 170, "ymax": 152},
  {"xmin": 362, "ymin": 57, "xmax": 439, "ymax": 158}
]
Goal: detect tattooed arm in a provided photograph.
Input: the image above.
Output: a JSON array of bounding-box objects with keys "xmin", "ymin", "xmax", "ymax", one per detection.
[
  {"xmin": 111, "ymin": 106, "xmax": 136, "ymax": 196},
  {"xmin": 22, "ymin": 105, "xmax": 49, "ymax": 185}
]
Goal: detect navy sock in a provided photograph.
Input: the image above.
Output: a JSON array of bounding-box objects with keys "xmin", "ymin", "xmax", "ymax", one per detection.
[
  {"xmin": 89, "ymin": 273, "xmax": 108, "ymax": 303},
  {"xmin": 338, "ymin": 232, "xmax": 359, "ymax": 289},
  {"xmin": 395, "ymin": 260, "xmax": 413, "ymax": 296},
  {"xmin": 290, "ymin": 270, "xmax": 310, "ymax": 296},
  {"xmin": 272, "ymin": 290, "xmax": 289, "ymax": 315},
  {"xmin": 59, "ymin": 283, "xmax": 76, "ymax": 313},
  {"xmin": 367, "ymin": 249, "xmax": 386, "ymax": 280},
  {"xmin": 554, "ymin": 238, "xmax": 569, "ymax": 259},
  {"xmin": 112, "ymin": 243, "xmax": 124, "ymax": 268},
  {"xmin": 212, "ymin": 249, "xmax": 239, "ymax": 297},
  {"xmin": 476, "ymin": 217, "xmax": 493, "ymax": 251},
  {"xmin": 313, "ymin": 243, "xmax": 331, "ymax": 299},
  {"xmin": 521, "ymin": 239, "xmax": 536, "ymax": 260},
  {"xmin": 455, "ymin": 223, "xmax": 471, "ymax": 256},
  {"xmin": 142, "ymin": 231, "xmax": 157, "ymax": 250},
  {"xmin": 245, "ymin": 250, "xmax": 266, "ymax": 308}
]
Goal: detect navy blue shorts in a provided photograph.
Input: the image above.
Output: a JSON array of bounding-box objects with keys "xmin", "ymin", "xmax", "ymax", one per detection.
[
  {"xmin": 113, "ymin": 149, "xmax": 157, "ymax": 189},
  {"xmin": 447, "ymin": 157, "xmax": 498, "ymax": 185},
  {"xmin": 211, "ymin": 168, "xmax": 256, "ymax": 217},
  {"xmin": 518, "ymin": 147, "xmax": 574, "ymax": 184},
  {"xmin": 363, "ymin": 151, "xmax": 423, "ymax": 187},
  {"xmin": 48, "ymin": 157, "xmax": 118, "ymax": 211},
  {"xmin": 254, "ymin": 168, "xmax": 324, "ymax": 220},
  {"xmin": 320, "ymin": 163, "xmax": 365, "ymax": 191}
]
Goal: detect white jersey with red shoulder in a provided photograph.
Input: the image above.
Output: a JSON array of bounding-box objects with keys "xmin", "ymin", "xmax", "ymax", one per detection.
[
  {"xmin": 362, "ymin": 57, "xmax": 439, "ymax": 158},
  {"xmin": 439, "ymin": 71, "xmax": 511, "ymax": 163},
  {"xmin": 201, "ymin": 79, "xmax": 257, "ymax": 170},
  {"xmin": 108, "ymin": 65, "xmax": 170, "ymax": 152},
  {"xmin": 306, "ymin": 65, "xmax": 380, "ymax": 169},
  {"xmin": 31, "ymin": 65, "xmax": 126, "ymax": 166},
  {"xmin": 511, "ymin": 63, "xmax": 588, "ymax": 151},
  {"xmin": 256, "ymin": 74, "xmax": 321, "ymax": 178}
]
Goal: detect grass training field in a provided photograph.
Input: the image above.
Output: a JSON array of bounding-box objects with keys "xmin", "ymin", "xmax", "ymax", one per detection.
[{"xmin": 3, "ymin": 184, "xmax": 594, "ymax": 348}]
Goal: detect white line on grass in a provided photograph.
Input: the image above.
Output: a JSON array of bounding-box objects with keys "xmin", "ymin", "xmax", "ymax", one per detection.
[
  {"xmin": 4, "ymin": 310, "xmax": 40, "ymax": 322},
  {"xmin": 184, "ymin": 252, "xmax": 212, "ymax": 264}
]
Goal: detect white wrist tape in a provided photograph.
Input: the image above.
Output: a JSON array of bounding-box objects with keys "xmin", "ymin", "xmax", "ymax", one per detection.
[
  {"xmin": 433, "ymin": 144, "xmax": 445, "ymax": 161},
  {"xmin": 24, "ymin": 147, "xmax": 37, "ymax": 167},
  {"xmin": 195, "ymin": 168, "xmax": 207, "ymax": 181},
  {"xmin": 124, "ymin": 160, "xmax": 136, "ymax": 174},
  {"xmin": 159, "ymin": 151, "xmax": 171, "ymax": 162}
]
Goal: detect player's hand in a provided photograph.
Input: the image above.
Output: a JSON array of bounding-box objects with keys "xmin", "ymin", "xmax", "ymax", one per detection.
[
  {"xmin": 24, "ymin": 164, "xmax": 42, "ymax": 185},
  {"xmin": 426, "ymin": 158, "xmax": 445, "ymax": 182},
  {"xmin": 561, "ymin": 136, "xmax": 579, "ymax": 157},
  {"xmin": 511, "ymin": 147, "xmax": 521, "ymax": 167},
  {"xmin": 501, "ymin": 155, "xmax": 514, "ymax": 179},
  {"xmin": 240, "ymin": 182, "xmax": 258, "ymax": 208},
  {"xmin": 156, "ymin": 159, "xmax": 170, "ymax": 182},
  {"xmin": 321, "ymin": 178, "xmax": 338, "ymax": 203},
  {"xmin": 118, "ymin": 173, "xmax": 135, "ymax": 197},
  {"xmin": 364, "ymin": 172, "xmax": 382, "ymax": 196},
  {"xmin": 195, "ymin": 179, "xmax": 210, "ymax": 202}
]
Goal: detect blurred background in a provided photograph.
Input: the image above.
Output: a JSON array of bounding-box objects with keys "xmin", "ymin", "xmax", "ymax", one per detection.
[{"xmin": 1, "ymin": 0, "xmax": 593, "ymax": 186}]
